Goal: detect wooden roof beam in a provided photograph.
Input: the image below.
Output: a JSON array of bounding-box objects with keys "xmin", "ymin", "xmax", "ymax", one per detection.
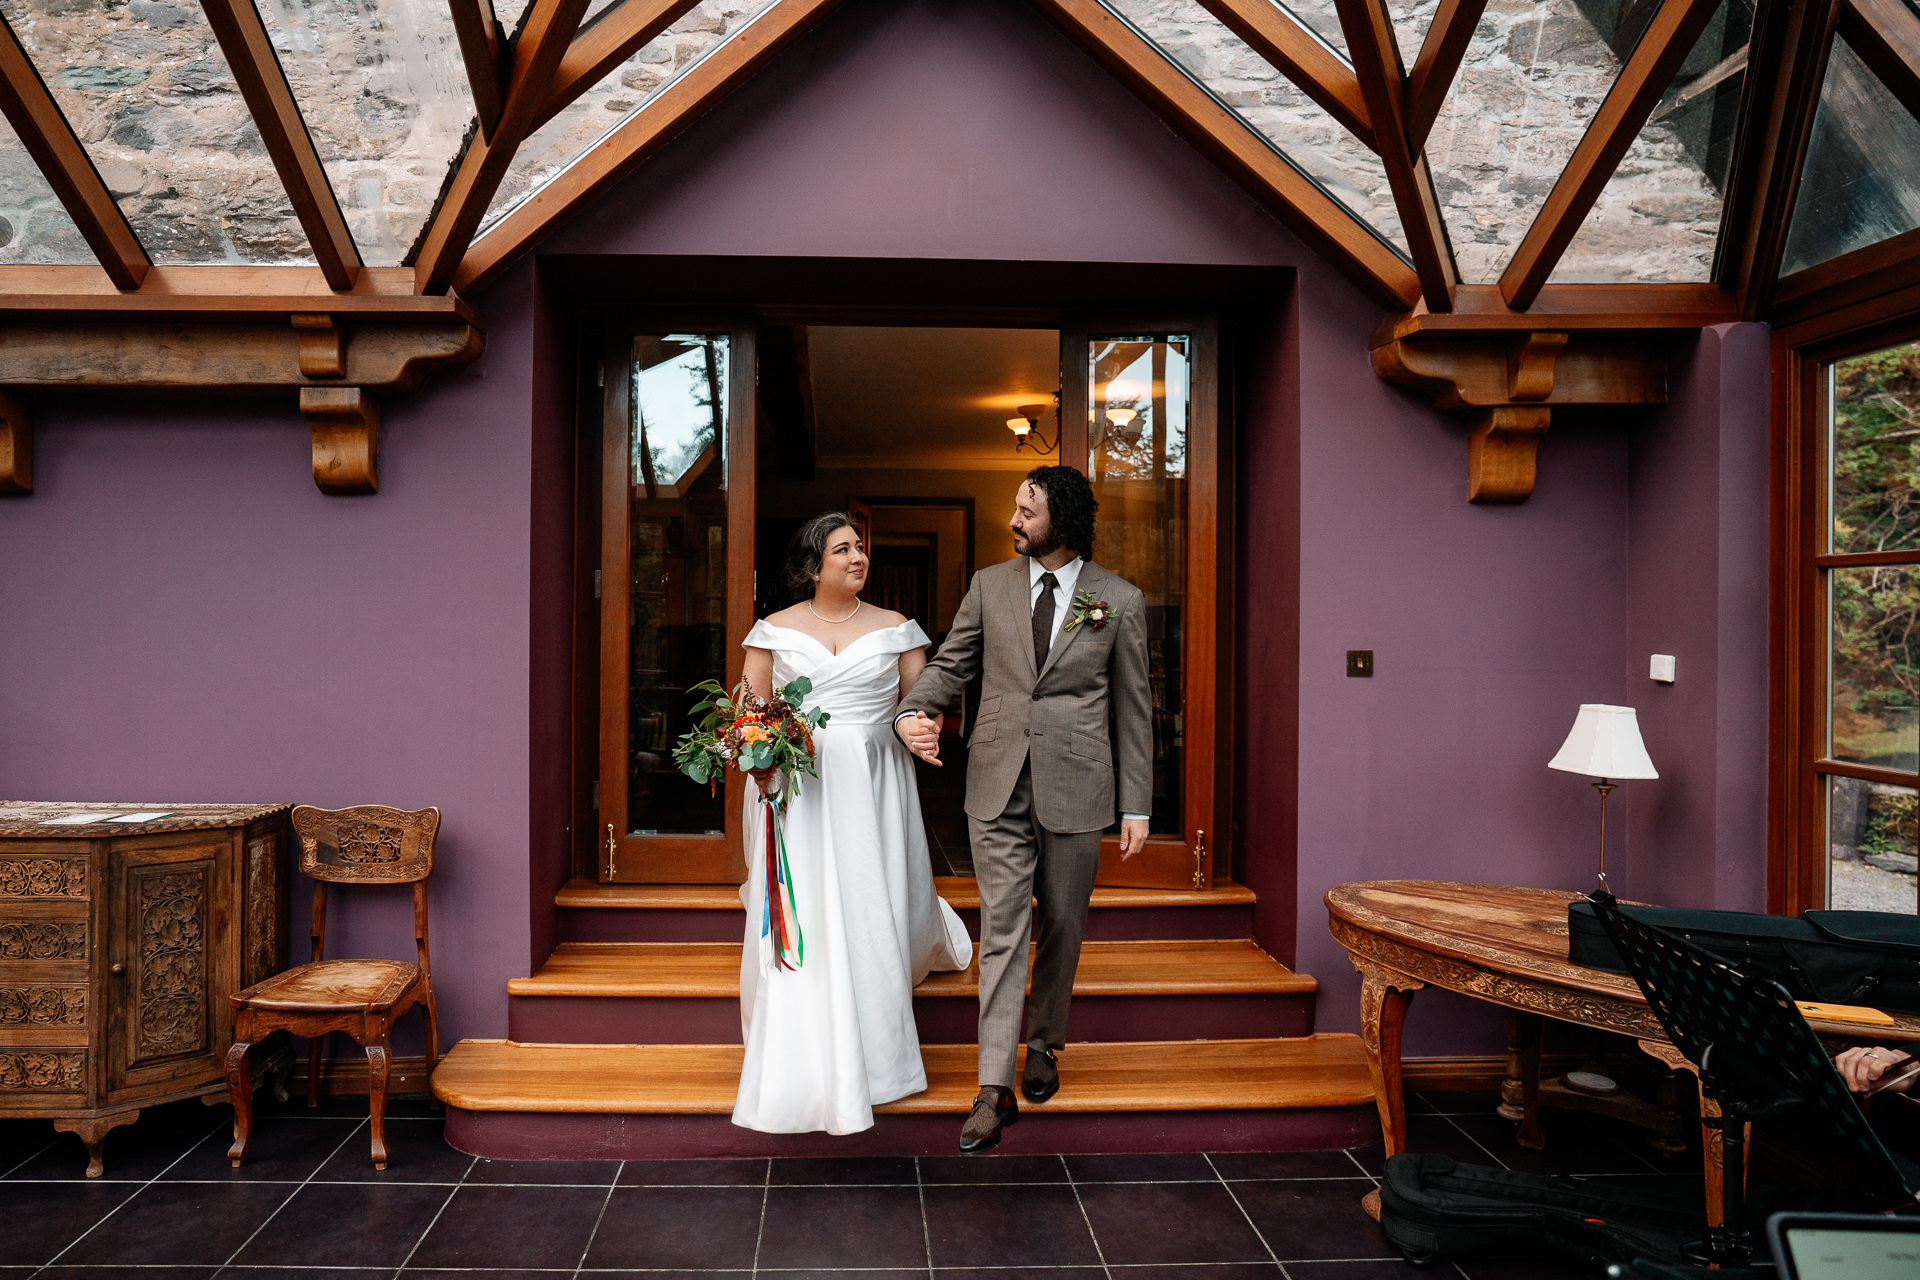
[
  {"xmin": 0, "ymin": 14, "xmax": 149, "ymax": 291},
  {"xmin": 413, "ymin": 0, "xmax": 594, "ymax": 296},
  {"xmin": 1405, "ymin": 0, "xmax": 1488, "ymax": 150},
  {"xmin": 1838, "ymin": 0, "xmax": 1920, "ymax": 123},
  {"xmin": 1336, "ymin": 0, "xmax": 1456, "ymax": 312},
  {"xmin": 202, "ymin": 0, "xmax": 363, "ymax": 291},
  {"xmin": 1718, "ymin": 0, "xmax": 1840, "ymax": 319},
  {"xmin": 1498, "ymin": 0, "xmax": 1725, "ymax": 311},
  {"xmin": 450, "ymin": 0, "xmax": 507, "ymax": 139},
  {"xmin": 0, "ymin": 266, "xmax": 480, "ymax": 324},
  {"xmin": 539, "ymin": 0, "xmax": 703, "ymax": 127},
  {"xmin": 1192, "ymin": 0, "xmax": 1374, "ymax": 148}
]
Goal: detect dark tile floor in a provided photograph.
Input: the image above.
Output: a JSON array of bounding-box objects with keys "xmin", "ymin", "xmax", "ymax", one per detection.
[{"xmin": 0, "ymin": 1090, "xmax": 1699, "ymax": 1279}]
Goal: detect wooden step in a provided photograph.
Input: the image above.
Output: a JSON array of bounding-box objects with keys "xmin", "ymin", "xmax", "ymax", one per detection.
[
  {"xmin": 555, "ymin": 876, "xmax": 1257, "ymax": 911},
  {"xmin": 505, "ymin": 939, "xmax": 1317, "ymax": 1044},
  {"xmin": 510, "ymin": 938, "xmax": 1314, "ymax": 999},
  {"xmin": 556, "ymin": 876, "xmax": 1259, "ymax": 945},
  {"xmin": 433, "ymin": 1035, "xmax": 1377, "ymax": 1159}
]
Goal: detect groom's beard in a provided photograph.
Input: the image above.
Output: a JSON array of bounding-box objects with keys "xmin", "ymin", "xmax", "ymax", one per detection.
[{"xmin": 1015, "ymin": 528, "xmax": 1060, "ymax": 559}]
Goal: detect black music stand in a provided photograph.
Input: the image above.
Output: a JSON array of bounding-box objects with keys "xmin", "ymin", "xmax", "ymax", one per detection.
[{"xmin": 1590, "ymin": 897, "xmax": 1917, "ymax": 1267}]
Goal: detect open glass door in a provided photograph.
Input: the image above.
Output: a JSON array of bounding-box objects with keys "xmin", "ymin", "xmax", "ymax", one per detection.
[
  {"xmin": 598, "ymin": 328, "xmax": 756, "ymax": 883},
  {"xmin": 1065, "ymin": 324, "xmax": 1223, "ymax": 890}
]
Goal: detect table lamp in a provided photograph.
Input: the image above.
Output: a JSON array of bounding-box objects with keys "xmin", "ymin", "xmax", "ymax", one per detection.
[{"xmin": 1548, "ymin": 704, "xmax": 1658, "ymax": 904}]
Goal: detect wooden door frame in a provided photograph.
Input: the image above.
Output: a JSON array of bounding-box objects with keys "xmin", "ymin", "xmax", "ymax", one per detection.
[
  {"xmin": 1770, "ymin": 292, "xmax": 1920, "ymax": 914},
  {"xmin": 571, "ymin": 308, "xmax": 1233, "ymax": 889}
]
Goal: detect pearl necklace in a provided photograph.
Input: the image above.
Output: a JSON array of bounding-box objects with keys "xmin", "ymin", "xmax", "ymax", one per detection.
[{"xmin": 808, "ymin": 597, "xmax": 861, "ymax": 624}]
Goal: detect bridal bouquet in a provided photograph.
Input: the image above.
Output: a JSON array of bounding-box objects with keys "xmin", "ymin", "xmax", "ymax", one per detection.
[{"xmin": 672, "ymin": 677, "xmax": 830, "ymax": 972}]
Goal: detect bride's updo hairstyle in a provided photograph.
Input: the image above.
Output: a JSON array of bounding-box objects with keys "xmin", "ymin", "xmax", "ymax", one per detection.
[{"xmin": 785, "ymin": 510, "xmax": 857, "ymax": 601}]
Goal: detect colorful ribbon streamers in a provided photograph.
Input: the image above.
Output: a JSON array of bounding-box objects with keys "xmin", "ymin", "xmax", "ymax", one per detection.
[{"xmin": 758, "ymin": 793, "xmax": 803, "ymax": 974}]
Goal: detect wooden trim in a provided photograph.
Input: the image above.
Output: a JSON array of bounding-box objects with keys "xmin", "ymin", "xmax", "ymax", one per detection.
[
  {"xmin": 453, "ymin": 0, "xmax": 846, "ymax": 296},
  {"xmin": 1498, "ymin": 0, "xmax": 1726, "ymax": 311},
  {"xmin": 0, "ymin": 389, "xmax": 30, "ymax": 493},
  {"xmin": 1724, "ymin": 0, "xmax": 1841, "ymax": 319},
  {"xmin": 1373, "ymin": 283, "xmax": 1736, "ymax": 343},
  {"xmin": 412, "ymin": 0, "xmax": 594, "ymax": 296},
  {"xmin": 1771, "ymin": 226, "xmax": 1920, "ymax": 327},
  {"xmin": 1813, "ymin": 759, "xmax": 1920, "ymax": 787},
  {"xmin": 1838, "ymin": 0, "xmax": 1920, "ymax": 123},
  {"xmin": 723, "ymin": 324, "xmax": 756, "ymax": 885},
  {"xmin": 0, "ymin": 14, "xmax": 149, "ymax": 290},
  {"xmin": 1190, "ymin": 0, "xmax": 1374, "ymax": 147},
  {"xmin": 292, "ymin": 1052, "xmax": 433, "ymax": 1097},
  {"xmin": 201, "ymin": 0, "xmax": 363, "ymax": 292},
  {"xmin": 450, "ymin": 0, "xmax": 506, "ymax": 140},
  {"xmin": 1402, "ymin": 1054, "xmax": 1581, "ymax": 1092},
  {"xmin": 1813, "ymin": 548, "xmax": 1920, "ymax": 567},
  {"xmin": 0, "ymin": 266, "xmax": 479, "ymax": 323},
  {"xmin": 1335, "ymin": 0, "xmax": 1456, "ymax": 312},
  {"xmin": 539, "ymin": 0, "xmax": 703, "ymax": 126},
  {"xmin": 1405, "ymin": 0, "xmax": 1489, "ymax": 151},
  {"xmin": 1030, "ymin": 0, "xmax": 1419, "ymax": 311}
]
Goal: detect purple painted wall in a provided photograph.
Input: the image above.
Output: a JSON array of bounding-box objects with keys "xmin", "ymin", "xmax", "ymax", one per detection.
[{"xmin": 0, "ymin": 0, "xmax": 1775, "ymax": 1062}]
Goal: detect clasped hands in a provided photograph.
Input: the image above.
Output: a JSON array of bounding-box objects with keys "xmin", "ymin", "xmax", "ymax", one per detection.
[
  {"xmin": 1834, "ymin": 1044, "xmax": 1917, "ymax": 1094},
  {"xmin": 894, "ymin": 712, "xmax": 1150, "ymax": 860}
]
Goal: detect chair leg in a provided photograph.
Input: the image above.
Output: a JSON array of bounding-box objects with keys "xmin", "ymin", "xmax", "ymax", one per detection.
[
  {"xmin": 225, "ymin": 1040, "xmax": 254, "ymax": 1167},
  {"xmin": 365, "ymin": 1040, "xmax": 391, "ymax": 1170},
  {"xmin": 307, "ymin": 1030, "xmax": 324, "ymax": 1108},
  {"xmin": 421, "ymin": 990, "xmax": 441, "ymax": 1110}
]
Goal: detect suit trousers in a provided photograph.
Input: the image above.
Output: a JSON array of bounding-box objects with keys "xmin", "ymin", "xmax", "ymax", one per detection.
[{"xmin": 969, "ymin": 761, "xmax": 1104, "ymax": 1088}]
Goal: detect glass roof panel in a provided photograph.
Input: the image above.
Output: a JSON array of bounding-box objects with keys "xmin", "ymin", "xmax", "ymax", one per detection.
[
  {"xmin": 250, "ymin": 0, "xmax": 477, "ymax": 267},
  {"xmin": 0, "ymin": 111, "xmax": 97, "ymax": 265},
  {"xmin": 1427, "ymin": 0, "xmax": 1661, "ymax": 285},
  {"xmin": 1105, "ymin": 0, "xmax": 1409, "ymax": 256},
  {"xmin": 1548, "ymin": 0, "xmax": 1753, "ymax": 284},
  {"xmin": 479, "ymin": 0, "xmax": 779, "ymax": 237},
  {"xmin": 1271, "ymin": 0, "xmax": 1351, "ymax": 57},
  {"xmin": 0, "ymin": 0, "xmax": 312, "ymax": 264},
  {"xmin": 1386, "ymin": 0, "xmax": 1435, "ymax": 67},
  {"xmin": 1779, "ymin": 32, "xmax": 1920, "ymax": 279}
]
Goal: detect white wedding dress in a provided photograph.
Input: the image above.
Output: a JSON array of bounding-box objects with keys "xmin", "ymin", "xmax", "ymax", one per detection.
[{"xmin": 732, "ymin": 618, "xmax": 973, "ymax": 1135}]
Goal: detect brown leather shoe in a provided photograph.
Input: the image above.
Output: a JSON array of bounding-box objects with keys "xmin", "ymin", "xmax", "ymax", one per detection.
[
  {"xmin": 958, "ymin": 1086, "xmax": 1018, "ymax": 1154},
  {"xmin": 1021, "ymin": 1048, "xmax": 1059, "ymax": 1103}
]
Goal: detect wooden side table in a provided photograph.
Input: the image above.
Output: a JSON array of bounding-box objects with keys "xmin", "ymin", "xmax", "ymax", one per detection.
[{"xmin": 0, "ymin": 802, "xmax": 291, "ymax": 1175}]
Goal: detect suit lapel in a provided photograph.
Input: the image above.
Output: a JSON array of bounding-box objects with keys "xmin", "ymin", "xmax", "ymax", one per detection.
[
  {"xmin": 1038, "ymin": 561, "xmax": 1103, "ymax": 680},
  {"xmin": 1005, "ymin": 557, "xmax": 1037, "ymax": 680}
]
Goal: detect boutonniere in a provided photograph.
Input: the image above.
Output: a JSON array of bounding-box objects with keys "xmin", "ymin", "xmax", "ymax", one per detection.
[{"xmin": 1063, "ymin": 587, "xmax": 1113, "ymax": 632}]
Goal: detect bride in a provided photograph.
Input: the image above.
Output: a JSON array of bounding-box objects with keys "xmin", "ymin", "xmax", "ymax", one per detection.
[{"xmin": 732, "ymin": 510, "xmax": 973, "ymax": 1135}]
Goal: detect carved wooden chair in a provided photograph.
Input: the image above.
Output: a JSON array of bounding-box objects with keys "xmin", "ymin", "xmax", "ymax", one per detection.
[{"xmin": 224, "ymin": 804, "xmax": 440, "ymax": 1170}]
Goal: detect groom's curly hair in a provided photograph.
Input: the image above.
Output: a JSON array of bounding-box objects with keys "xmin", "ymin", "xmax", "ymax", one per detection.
[{"xmin": 1024, "ymin": 465, "xmax": 1097, "ymax": 561}]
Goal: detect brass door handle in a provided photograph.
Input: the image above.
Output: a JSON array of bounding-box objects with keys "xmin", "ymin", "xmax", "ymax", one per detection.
[
  {"xmin": 1191, "ymin": 830, "xmax": 1207, "ymax": 890},
  {"xmin": 110, "ymin": 963, "xmax": 125, "ymax": 976},
  {"xmin": 605, "ymin": 824, "xmax": 617, "ymax": 880}
]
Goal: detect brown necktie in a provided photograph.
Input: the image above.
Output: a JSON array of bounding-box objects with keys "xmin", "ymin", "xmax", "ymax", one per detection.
[{"xmin": 1033, "ymin": 572, "xmax": 1057, "ymax": 672}]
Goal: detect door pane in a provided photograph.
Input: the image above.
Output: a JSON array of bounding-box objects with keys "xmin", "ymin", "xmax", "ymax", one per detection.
[
  {"xmin": 626, "ymin": 334, "xmax": 728, "ymax": 836},
  {"xmin": 1830, "ymin": 339, "xmax": 1920, "ymax": 555},
  {"xmin": 1829, "ymin": 564, "xmax": 1920, "ymax": 769},
  {"xmin": 1827, "ymin": 775, "xmax": 1919, "ymax": 912},
  {"xmin": 1088, "ymin": 335, "xmax": 1188, "ymax": 835}
]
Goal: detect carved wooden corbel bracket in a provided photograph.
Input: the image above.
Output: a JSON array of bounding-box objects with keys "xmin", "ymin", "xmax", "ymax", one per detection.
[
  {"xmin": 1371, "ymin": 329, "xmax": 1665, "ymax": 503},
  {"xmin": 0, "ymin": 315, "xmax": 482, "ymax": 494},
  {"xmin": 0, "ymin": 389, "xmax": 30, "ymax": 493},
  {"xmin": 302, "ymin": 387, "xmax": 378, "ymax": 495}
]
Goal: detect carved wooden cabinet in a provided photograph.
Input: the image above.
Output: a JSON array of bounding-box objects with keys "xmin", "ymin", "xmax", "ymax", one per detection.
[{"xmin": 0, "ymin": 802, "xmax": 289, "ymax": 1175}]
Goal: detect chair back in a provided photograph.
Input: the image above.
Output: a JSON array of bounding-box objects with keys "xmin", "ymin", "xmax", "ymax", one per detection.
[{"xmin": 292, "ymin": 805, "xmax": 440, "ymax": 970}]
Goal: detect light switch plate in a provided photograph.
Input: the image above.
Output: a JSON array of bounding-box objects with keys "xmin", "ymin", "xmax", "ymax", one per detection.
[
  {"xmin": 1347, "ymin": 649, "xmax": 1374, "ymax": 678},
  {"xmin": 1650, "ymin": 654, "xmax": 1676, "ymax": 683}
]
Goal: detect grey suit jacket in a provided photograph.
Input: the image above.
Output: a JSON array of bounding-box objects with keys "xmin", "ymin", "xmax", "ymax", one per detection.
[{"xmin": 900, "ymin": 557, "xmax": 1152, "ymax": 834}]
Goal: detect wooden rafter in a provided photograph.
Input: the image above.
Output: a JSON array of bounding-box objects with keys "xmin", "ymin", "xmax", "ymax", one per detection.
[
  {"xmin": 450, "ymin": 0, "xmax": 507, "ymax": 139},
  {"xmin": 0, "ymin": 14, "xmax": 149, "ymax": 290},
  {"xmin": 0, "ymin": 266, "xmax": 479, "ymax": 324},
  {"xmin": 539, "ymin": 0, "xmax": 703, "ymax": 126},
  {"xmin": 201, "ymin": 0, "xmax": 363, "ymax": 291},
  {"xmin": 1838, "ymin": 0, "xmax": 1920, "ymax": 123},
  {"xmin": 453, "ymin": 0, "xmax": 847, "ymax": 295},
  {"xmin": 1192, "ymin": 0, "xmax": 1373, "ymax": 148},
  {"xmin": 413, "ymin": 0, "xmax": 594, "ymax": 296},
  {"xmin": 1405, "ymin": 0, "xmax": 1488, "ymax": 150},
  {"xmin": 1033, "ymin": 0, "xmax": 1418, "ymax": 309},
  {"xmin": 1335, "ymin": 0, "xmax": 1455, "ymax": 312},
  {"xmin": 1718, "ymin": 0, "xmax": 1841, "ymax": 319},
  {"xmin": 1498, "ymin": 0, "xmax": 1724, "ymax": 310}
]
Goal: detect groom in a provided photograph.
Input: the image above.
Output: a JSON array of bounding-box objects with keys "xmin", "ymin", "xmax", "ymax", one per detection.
[{"xmin": 896, "ymin": 465, "xmax": 1152, "ymax": 1153}]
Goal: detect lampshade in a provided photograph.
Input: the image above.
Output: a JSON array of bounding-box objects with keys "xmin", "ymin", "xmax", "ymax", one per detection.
[{"xmin": 1548, "ymin": 704, "xmax": 1658, "ymax": 779}]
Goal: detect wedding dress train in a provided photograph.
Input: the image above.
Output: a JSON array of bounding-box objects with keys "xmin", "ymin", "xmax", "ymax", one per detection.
[{"xmin": 732, "ymin": 618, "xmax": 973, "ymax": 1135}]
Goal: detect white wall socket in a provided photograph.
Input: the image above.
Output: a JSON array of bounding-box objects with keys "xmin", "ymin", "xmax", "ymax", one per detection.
[{"xmin": 1650, "ymin": 654, "xmax": 1676, "ymax": 683}]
